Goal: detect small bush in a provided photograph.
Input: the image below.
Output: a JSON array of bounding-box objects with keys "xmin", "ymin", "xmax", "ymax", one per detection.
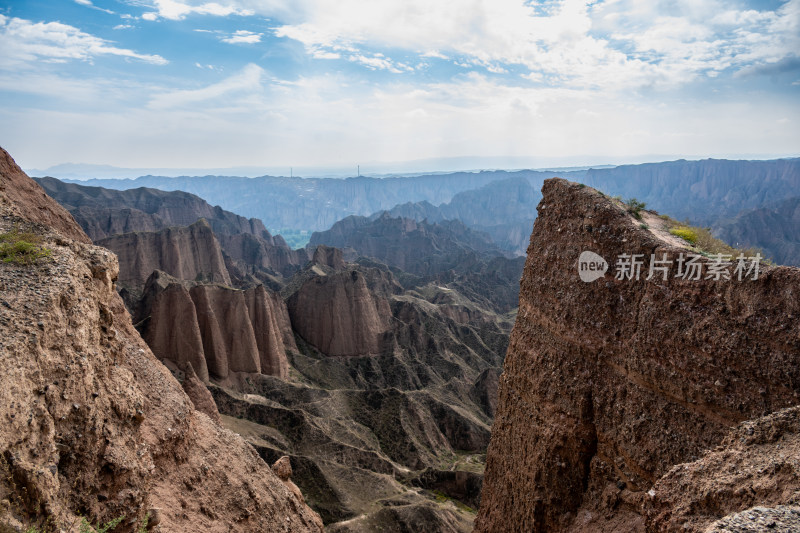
[
  {"xmin": 639, "ymin": 223, "xmax": 649, "ymax": 230},
  {"xmin": 625, "ymin": 198, "xmax": 647, "ymax": 220},
  {"xmin": 0, "ymin": 226, "xmax": 51, "ymax": 265},
  {"xmin": 669, "ymin": 227, "xmax": 698, "ymax": 244}
]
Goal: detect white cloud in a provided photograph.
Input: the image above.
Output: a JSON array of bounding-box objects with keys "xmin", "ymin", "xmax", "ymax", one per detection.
[
  {"xmin": 4, "ymin": 67, "xmax": 798, "ymax": 170},
  {"xmin": 221, "ymin": 29, "xmax": 262, "ymax": 44},
  {"xmin": 0, "ymin": 15, "xmax": 168, "ymax": 67},
  {"xmin": 141, "ymin": 0, "xmax": 254, "ymax": 20},
  {"xmin": 148, "ymin": 63, "xmax": 265, "ymax": 109},
  {"xmin": 74, "ymin": 0, "xmax": 116, "ymax": 15},
  {"xmin": 261, "ymin": 0, "xmax": 800, "ymax": 89}
]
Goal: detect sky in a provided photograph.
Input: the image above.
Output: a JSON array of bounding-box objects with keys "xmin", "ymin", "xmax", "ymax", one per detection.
[{"xmin": 0, "ymin": 0, "xmax": 798, "ymax": 175}]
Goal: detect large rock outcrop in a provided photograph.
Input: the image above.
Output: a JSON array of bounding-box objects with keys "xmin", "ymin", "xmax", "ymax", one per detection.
[
  {"xmin": 137, "ymin": 271, "xmax": 290, "ymax": 381},
  {"xmin": 475, "ymin": 178, "xmax": 800, "ymax": 532},
  {"xmin": 0, "ymin": 146, "xmax": 322, "ymax": 532},
  {"xmin": 286, "ymin": 267, "xmax": 392, "ymax": 357},
  {"xmin": 97, "ymin": 219, "xmax": 231, "ymax": 289}
]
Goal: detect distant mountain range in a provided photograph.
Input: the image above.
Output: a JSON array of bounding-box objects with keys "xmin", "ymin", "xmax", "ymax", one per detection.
[{"xmin": 36, "ymin": 157, "xmax": 800, "ymax": 266}]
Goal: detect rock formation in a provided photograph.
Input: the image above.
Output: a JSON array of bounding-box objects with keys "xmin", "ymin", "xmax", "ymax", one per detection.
[
  {"xmin": 217, "ymin": 232, "xmax": 307, "ymax": 277},
  {"xmin": 309, "ymin": 213, "xmax": 525, "ymax": 313},
  {"xmin": 311, "ymin": 244, "xmax": 345, "ymax": 270},
  {"xmin": 309, "ymin": 213, "xmax": 506, "ymax": 276},
  {"xmin": 0, "ymin": 146, "xmax": 322, "ymax": 532},
  {"xmin": 384, "ymin": 177, "xmax": 540, "ymax": 256},
  {"xmin": 475, "ymin": 178, "xmax": 800, "ymax": 532},
  {"xmin": 286, "ymin": 267, "xmax": 392, "ymax": 357},
  {"xmin": 97, "ymin": 219, "xmax": 231, "ymax": 289},
  {"xmin": 647, "ymin": 405, "xmax": 800, "ymax": 531},
  {"xmin": 244, "ymin": 284, "xmax": 291, "ymax": 378},
  {"xmin": 137, "ymin": 271, "xmax": 291, "ymax": 381}
]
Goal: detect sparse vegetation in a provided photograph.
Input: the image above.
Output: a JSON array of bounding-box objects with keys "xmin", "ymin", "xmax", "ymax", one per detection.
[
  {"xmin": 660, "ymin": 215, "xmax": 770, "ymax": 262},
  {"xmin": 669, "ymin": 226, "xmax": 698, "ymax": 245},
  {"xmin": 0, "ymin": 226, "xmax": 51, "ymax": 265},
  {"xmin": 639, "ymin": 223, "xmax": 649, "ymax": 230},
  {"xmin": 625, "ymin": 198, "xmax": 647, "ymax": 220}
]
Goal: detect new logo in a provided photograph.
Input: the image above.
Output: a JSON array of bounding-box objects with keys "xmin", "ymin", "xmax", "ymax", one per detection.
[{"xmin": 578, "ymin": 251, "xmax": 608, "ymax": 282}]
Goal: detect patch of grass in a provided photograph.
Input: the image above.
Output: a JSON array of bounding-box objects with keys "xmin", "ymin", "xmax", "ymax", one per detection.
[
  {"xmin": 639, "ymin": 223, "xmax": 649, "ymax": 230},
  {"xmin": 669, "ymin": 226, "xmax": 698, "ymax": 245},
  {"xmin": 0, "ymin": 226, "xmax": 51, "ymax": 265},
  {"xmin": 660, "ymin": 215, "xmax": 771, "ymax": 263}
]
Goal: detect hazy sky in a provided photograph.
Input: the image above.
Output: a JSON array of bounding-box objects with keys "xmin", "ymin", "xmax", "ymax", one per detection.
[{"xmin": 0, "ymin": 0, "xmax": 798, "ymax": 171}]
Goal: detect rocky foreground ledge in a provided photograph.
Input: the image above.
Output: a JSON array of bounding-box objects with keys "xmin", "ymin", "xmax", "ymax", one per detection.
[
  {"xmin": 475, "ymin": 178, "xmax": 800, "ymax": 532},
  {"xmin": 0, "ymin": 147, "xmax": 323, "ymax": 532}
]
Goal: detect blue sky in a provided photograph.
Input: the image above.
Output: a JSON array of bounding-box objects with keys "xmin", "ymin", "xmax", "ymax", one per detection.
[{"xmin": 0, "ymin": 0, "xmax": 798, "ymax": 173}]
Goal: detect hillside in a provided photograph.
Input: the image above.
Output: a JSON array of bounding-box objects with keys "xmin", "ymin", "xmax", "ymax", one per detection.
[{"xmin": 0, "ymin": 146, "xmax": 323, "ymax": 532}]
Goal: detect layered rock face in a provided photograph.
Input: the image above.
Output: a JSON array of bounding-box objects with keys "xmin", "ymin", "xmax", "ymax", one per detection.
[
  {"xmin": 98, "ymin": 219, "xmax": 231, "ymax": 288},
  {"xmin": 310, "ymin": 213, "xmax": 506, "ymax": 276},
  {"xmin": 137, "ymin": 270, "xmax": 290, "ymax": 381},
  {"xmin": 217, "ymin": 232, "xmax": 307, "ymax": 277},
  {"xmin": 309, "ymin": 213, "xmax": 525, "ymax": 313},
  {"xmin": 475, "ymin": 178, "xmax": 800, "ymax": 532},
  {"xmin": 0, "ymin": 147, "xmax": 322, "ymax": 532},
  {"xmin": 287, "ymin": 267, "xmax": 392, "ymax": 357}
]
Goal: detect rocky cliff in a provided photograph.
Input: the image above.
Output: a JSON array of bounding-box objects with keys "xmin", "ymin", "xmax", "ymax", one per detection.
[
  {"xmin": 0, "ymin": 147, "xmax": 322, "ymax": 532},
  {"xmin": 35, "ymin": 177, "xmax": 272, "ymax": 241},
  {"xmin": 309, "ymin": 213, "xmax": 525, "ymax": 313},
  {"xmin": 97, "ymin": 219, "xmax": 232, "ymax": 289},
  {"xmin": 384, "ymin": 178, "xmax": 539, "ymax": 256},
  {"xmin": 713, "ymin": 196, "xmax": 800, "ymax": 266},
  {"xmin": 137, "ymin": 270, "xmax": 290, "ymax": 382},
  {"xmin": 475, "ymin": 178, "xmax": 800, "ymax": 532},
  {"xmin": 286, "ymin": 265, "xmax": 392, "ymax": 357}
]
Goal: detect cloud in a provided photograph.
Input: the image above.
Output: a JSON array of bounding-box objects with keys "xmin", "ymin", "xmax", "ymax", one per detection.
[
  {"xmin": 74, "ymin": 0, "xmax": 116, "ymax": 15},
  {"xmin": 0, "ymin": 15, "xmax": 168, "ymax": 67},
  {"xmin": 148, "ymin": 63, "xmax": 265, "ymax": 109},
  {"xmin": 221, "ymin": 29, "xmax": 262, "ymax": 43},
  {"xmin": 5, "ymin": 67, "xmax": 798, "ymax": 170},
  {"xmin": 263, "ymin": 0, "xmax": 800, "ymax": 89},
  {"xmin": 141, "ymin": 0, "xmax": 253, "ymax": 20}
]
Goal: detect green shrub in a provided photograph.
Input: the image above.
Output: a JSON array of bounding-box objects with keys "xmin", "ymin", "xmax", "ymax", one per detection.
[
  {"xmin": 0, "ymin": 227, "xmax": 51, "ymax": 265},
  {"xmin": 625, "ymin": 198, "xmax": 646, "ymax": 220}
]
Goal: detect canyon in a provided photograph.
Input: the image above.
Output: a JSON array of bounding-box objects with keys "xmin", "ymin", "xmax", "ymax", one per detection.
[{"xmin": 4, "ymin": 146, "xmax": 799, "ymax": 532}]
